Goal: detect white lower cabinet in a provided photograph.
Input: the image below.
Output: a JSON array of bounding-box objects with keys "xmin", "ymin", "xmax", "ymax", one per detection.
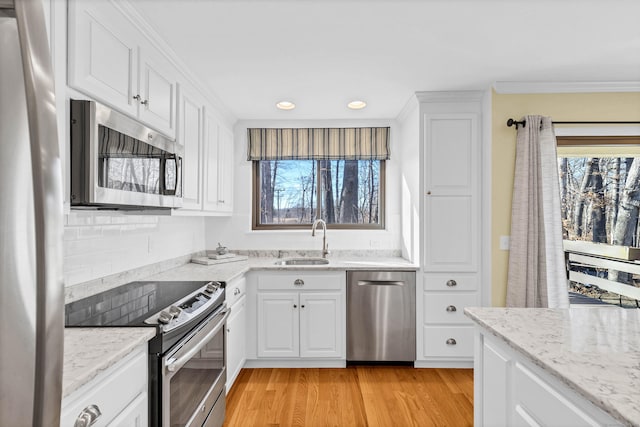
[
  {"xmin": 475, "ymin": 329, "xmax": 622, "ymax": 427},
  {"xmin": 252, "ymin": 271, "xmax": 345, "ymax": 362},
  {"xmin": 226, "ymin": 294, "xmax": 246, "ymax": 391},
  {"xmin": 258, "ymin": 292, "xmax": 342, "ymax": 359},
  {"xmin": 61, "ymin": 344, "xmax": 148, "ymax": 427}
]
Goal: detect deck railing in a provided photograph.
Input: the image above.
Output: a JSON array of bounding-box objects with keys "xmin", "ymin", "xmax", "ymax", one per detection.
[{"xmin": 564, "ymin": 240, "xmax": 640, "ymax": 305}]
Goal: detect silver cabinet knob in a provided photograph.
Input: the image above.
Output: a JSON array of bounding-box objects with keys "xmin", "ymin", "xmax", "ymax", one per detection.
[
  {"xmin": 233, "ymin": 288, "xmax": 241, "ymax": 296},
  {"xmin": 293, "ymin": 304, "xmax": 297, "ymax": 308},
  {"xmin": 446, "ymin": 279, "xmax": 457, "ymax": 287},
  {"xmin": 446, "ymin": 338, "xmax": 457, "ymax": 346},
  {"xmin": 74, "ymin": 404, "xmax": 101, "ymax": 427},
  {"xmin": 446, "ymin": 305, "xmax": 457, "ymax": 312},
  {"xmin": 141, "ymin": 99, "xmax": 149, "ymax": 106},
  {"xmin": 147, "ymin": 132, "xmax": 153, "ymax": 140},
  {"xmin": 132, "ymin": 94, "xmax": 141, "ymax": 101},
  {"xmin": 294, "ymin": 279, "xmax": 304, "ymax": 286}
]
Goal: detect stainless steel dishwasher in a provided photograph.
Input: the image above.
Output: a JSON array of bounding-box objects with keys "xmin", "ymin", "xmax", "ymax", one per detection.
[{"xmin": 347, "ymin": 271, "xmax": 416, "ymax": 362}]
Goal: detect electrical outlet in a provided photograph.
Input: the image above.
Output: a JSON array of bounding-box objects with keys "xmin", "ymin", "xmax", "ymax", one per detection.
[{"xmin": 499, "ymin": 235, "xmax": 510, "ymax": 251}]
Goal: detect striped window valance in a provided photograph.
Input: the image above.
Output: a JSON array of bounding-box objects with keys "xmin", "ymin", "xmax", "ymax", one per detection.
[{"xmin": 247, "ymin": 127, "xmax": 390, "ymax": 160}]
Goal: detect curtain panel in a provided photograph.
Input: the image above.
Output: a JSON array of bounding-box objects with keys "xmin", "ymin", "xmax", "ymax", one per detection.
[
  {"xmin": 506, "ymin": 115, "xmax": 569, "ymax": 308},
  {"xmin": 247, "ymin": 127, "xmax": 390, "ymax": 161}
]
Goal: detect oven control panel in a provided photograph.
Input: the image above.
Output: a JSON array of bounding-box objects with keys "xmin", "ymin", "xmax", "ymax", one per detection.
[{"xmin": 145, "ymin": 281, "xmax": 225, "ymax": 332}]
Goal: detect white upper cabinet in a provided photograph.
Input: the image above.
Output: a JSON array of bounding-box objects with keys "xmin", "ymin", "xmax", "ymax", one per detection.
[
  {"xmin": 203, "ymin": 110, "xmax": 221, "ymax": 212},
  {"xmin": 423, "ymin": 112, "xmax": 480, "ymax": 272},
  {"xmin": 68, "ymin": 0, "xmax": 177, "ymax": 138},
  {"xmin": 137, "ymin": 44, "xmax": 177, "ymax": 137},
  {"xmin": 216, "ymin": 125, "xmax": 234, "ymax": 213},
  {"xmin": 177, "ymin": 84, "xmax": 204, "ymax": 210},
  {"xmin": 202, "ymin": 109, "xmax": 234, "ymax": 214}
]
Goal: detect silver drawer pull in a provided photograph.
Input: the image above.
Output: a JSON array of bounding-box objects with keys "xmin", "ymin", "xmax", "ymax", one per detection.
[
  {"xmin": 233, "ymin": 288, "xmax": 241, "ymax": 296},
  {"xmin": 446, "ymin": 279, "xmax": 457, "ymax": 287},
  {"xmin": 294, "ymin": 279, "xmax": 304, "ymax": 286},
  {"xmin": 74, "ymin": 404, "xmax": 102, "ymax": 427},
  {"xmin": 446, "ymin": 338, "xmax": 457, "ymax": 346},
  {"xmin": 446, "ymin": 305, "xmax": 457, "ymax": 312}
]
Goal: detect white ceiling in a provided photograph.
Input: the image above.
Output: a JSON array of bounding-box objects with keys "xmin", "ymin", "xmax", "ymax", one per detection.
[{"xmin": 132, "ymin": 0, "xmax": 640, "ymax": 121}]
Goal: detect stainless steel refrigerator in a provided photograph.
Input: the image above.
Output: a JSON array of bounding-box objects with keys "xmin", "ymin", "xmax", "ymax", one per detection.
[{"xmin": 0, "ymin": 0, "xmax": 65, "ymax": 426}]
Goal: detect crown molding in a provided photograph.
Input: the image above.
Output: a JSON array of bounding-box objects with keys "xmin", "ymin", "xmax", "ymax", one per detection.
[
  {"xmin": 415, "ymin": 90, "xmax": 485, "ymax": 103},
  {"xmin": 395, "ymin": 94, "xmax": 419, "ymax": 123},
  {"xmin": 493, "ymin": 81, "xmax": 640, "ymax": 94}
]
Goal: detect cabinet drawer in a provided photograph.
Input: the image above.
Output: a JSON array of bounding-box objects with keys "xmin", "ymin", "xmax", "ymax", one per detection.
[
  {"xmin": 513, "ymin": 362, "xmax": 609, "ymax": 426},
  {"xmin": 423, "ymin": 326, "xmax": 473, "ymax": 359},
  {"xmin": 258, "ymin": 273, "xmax": 344, "ymax": 291},
  {"xmin": 423, "ymin": 292, "xmax": 478, "ymax": 324},
  {"xmin": 226, "ymin": 276, "xmax": 246, "ymax": 306},
  {"xmin": 61, "ymin": 346, "xmax": 147, "ymax": 427},
  {"xmin": 423, "ymin": 273, "xmax": 478, "ymax": 291}
]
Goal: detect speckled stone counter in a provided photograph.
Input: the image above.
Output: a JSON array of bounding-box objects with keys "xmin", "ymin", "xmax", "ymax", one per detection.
[
  {"xmin": 145, "ymin": 256, "xmax": 417, "ymax": 282},
  {"xmin": 464, "ymin": 307, "xmax": 640, "ymax": 426},
  {"xmin": 66, "ymin": 254, "xmax": 417, "ymax": 303},
  {"xmin": 63, "ymin": 327, "xmax": 155, "ymax": 398}
]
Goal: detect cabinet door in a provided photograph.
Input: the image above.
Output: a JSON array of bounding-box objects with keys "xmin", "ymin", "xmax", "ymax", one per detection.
[
  {"xmin": 107, "ymin": 392, "xmax": 148, "ymax": 427},
  {"xmin": 423, "ymin": 113, "xmax": 479, "ymax": 272},
  {"xmin": 216, "ymin": 125, "xmax": 234, "ymax": 213},
  {"xmin": 257, "ymin": 293, "xmax": 299, "ymax": 358},
  {"xmin": 178, "ymin": 85, "xmax": 203, "ymax": 210},
  {"xmin": 226, "ymin": 295, "xmax": 246, "ymax": 392},
  {"xmin": 299, "ymin": 293, "xmax": 342, "ymax": 358},
  {"xmin": 68, "ymin": 0, "xmax": 138, "ymax": 116},
  {"xmin": 138, "ymin": 46, "xmax": 177, "ymax": 138},
  {"xmin": 202, "ymin": 111, "xmax": 220, "ymax": 212}
]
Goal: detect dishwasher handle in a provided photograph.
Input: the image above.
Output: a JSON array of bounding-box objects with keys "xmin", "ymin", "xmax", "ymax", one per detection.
[{"xmin": 356, "ymin": 280, "xmax": 406, "ymax": 287}]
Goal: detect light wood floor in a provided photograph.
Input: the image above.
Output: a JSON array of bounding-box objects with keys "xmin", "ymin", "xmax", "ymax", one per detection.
[{"xmin": 223, "ymin": 367, "xmax": 473, "ymax": 427}]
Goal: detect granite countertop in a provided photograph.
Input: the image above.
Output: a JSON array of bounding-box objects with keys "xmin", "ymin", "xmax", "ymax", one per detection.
[
  {"xmin": 144, "ymin": 255, "xmax": 418, "ymax": 283},
  {"xmin": 464, "ymin": 307, "xmax": 640, "ymax": 426},
  {"xmin": 63, "ymin": 327, "xmax": 155, "ymax": 398}
]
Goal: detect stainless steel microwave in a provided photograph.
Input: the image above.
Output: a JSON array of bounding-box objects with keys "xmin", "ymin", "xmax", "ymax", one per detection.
[{"xmin": 70, "ymin": 99, "xmax": 183, "ymax": 209}]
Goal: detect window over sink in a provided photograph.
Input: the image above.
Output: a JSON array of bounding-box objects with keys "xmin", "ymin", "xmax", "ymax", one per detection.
[{"xmin": 248, "ymin": 127, "xmax": 389, "ymax": 230}]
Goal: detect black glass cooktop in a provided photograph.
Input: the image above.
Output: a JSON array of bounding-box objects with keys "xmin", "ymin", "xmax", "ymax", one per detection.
[{"xmin": 65, "ymin": 281, "xmax": 210, "ymax": 327}]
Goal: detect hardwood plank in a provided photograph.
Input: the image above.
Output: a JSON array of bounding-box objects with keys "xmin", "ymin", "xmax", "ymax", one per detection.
[{"xmin": 223, "ymin": 367, "xmax": 473, "ymax": 427}]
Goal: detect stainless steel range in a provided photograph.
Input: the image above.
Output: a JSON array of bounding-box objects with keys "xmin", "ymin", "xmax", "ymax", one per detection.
[{"xmin": 65, "ymin": 280, "xmax": 228, "ymax": 427}]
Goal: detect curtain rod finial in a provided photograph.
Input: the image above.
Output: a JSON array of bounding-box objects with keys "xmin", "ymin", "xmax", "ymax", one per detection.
[{"xmin": 507, "ymin": 118, "xmax": 526, "ymax": 129}]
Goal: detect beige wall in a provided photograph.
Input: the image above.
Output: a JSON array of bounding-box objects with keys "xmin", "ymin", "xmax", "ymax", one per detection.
[{"xmin": 491, "ymin": 91, "xmax": 640, "ymax": 306}]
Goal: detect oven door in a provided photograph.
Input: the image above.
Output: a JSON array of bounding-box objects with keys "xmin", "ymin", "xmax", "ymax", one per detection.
[{"xmin": 162, "ymin": 306, "xmax": 229, "ymax": 427}]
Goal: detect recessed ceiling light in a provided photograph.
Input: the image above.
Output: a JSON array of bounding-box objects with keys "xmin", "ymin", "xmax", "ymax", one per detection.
[
  {"xmin": 347, "ymin": 100, "xmax": 367, "ymax": 110},
  {"xmin": 276, "ymin": 101, "xmax": 296, "ymax": 110}
]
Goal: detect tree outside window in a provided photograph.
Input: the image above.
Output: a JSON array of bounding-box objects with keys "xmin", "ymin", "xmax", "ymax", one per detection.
[{"xmin": 253, "ymin": 159, "xmax": 384, "ymax": 229}]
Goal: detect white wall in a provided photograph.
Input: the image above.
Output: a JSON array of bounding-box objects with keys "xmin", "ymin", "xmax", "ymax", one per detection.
[
  {"xmin": 396, "ymin": 97, "xmax": 421, "ymax": 263},
  {"xmin": 205, "ymin": 119, "xmax": 403, "ymax": 252},
  {"xmin": 63, "ymin": 213, "xmax": 205, "ymax": 286}
]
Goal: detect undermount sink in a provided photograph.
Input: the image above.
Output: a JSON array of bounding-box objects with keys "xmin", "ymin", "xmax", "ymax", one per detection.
[{"xmin": 274, "ymin": 257, "xmax": 330, "ymax": 266}]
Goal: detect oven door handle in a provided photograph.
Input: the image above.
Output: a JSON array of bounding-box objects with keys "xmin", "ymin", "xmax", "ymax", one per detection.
[{"xmin": 166, "ymin": 309, "xmax": 230, "ymax": 373}]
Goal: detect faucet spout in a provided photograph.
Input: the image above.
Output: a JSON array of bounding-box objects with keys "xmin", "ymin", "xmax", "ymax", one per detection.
[{"xmin": 311, "ymin": 219, "xmax": 329, "ymax": 258}]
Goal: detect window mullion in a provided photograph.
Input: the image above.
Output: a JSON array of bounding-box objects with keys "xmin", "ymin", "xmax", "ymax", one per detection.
[{"xmin": 316, "ymin": 160, "xmax": 322, "ymax": 221}]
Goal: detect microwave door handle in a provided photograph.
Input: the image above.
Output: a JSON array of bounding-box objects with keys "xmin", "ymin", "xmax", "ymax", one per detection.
[
  {"xmin": 161, "ymin": 155, "xmax": 178, "ymax": 196},
  {"xmin": 166, "ymin": 310, "xmax": 230, "ymax": 374},
  {"xmin": 14, "ymin": 1, "xmax": 65, "ymax": 426}
]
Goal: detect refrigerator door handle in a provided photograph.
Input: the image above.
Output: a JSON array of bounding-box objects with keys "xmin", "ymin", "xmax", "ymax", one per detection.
[{"xmin": 14, "ymin": 1, "xmax": 65, "ymax": 426}]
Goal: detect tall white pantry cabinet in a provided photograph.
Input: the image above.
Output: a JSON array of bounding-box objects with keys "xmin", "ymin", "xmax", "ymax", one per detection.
[{"xmin": 416, "ymin": 92, "xmax": 485, "ymax": 368}]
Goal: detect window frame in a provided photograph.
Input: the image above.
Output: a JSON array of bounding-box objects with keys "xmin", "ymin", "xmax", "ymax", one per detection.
[{"xmin": 251, "ymin": 159, "xmax": 386, "ymax": 230}]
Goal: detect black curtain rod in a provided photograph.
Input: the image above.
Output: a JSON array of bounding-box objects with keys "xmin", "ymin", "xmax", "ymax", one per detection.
[{"xmin": 506, "ymin": 118, "xmax": 640, "ymax": 129}]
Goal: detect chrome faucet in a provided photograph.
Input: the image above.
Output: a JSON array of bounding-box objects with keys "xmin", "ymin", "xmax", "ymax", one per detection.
[{"xmin": 311, "ymin": 219, "xmax": 329, "ymax": 258}]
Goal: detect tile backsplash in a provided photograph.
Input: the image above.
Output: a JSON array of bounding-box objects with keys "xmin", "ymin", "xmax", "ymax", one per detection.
[{"xmin": 63, "ymin": 212, "xmax": 205, "ymax": 287}]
